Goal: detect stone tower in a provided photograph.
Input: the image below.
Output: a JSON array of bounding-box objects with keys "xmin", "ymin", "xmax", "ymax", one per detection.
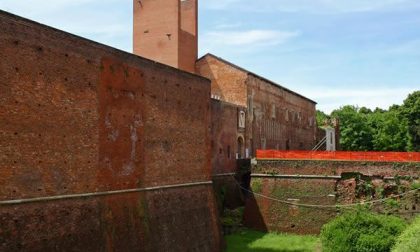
[{"xmin": 133, "ymin": 0, "xmax": 198, "ymax": 73}]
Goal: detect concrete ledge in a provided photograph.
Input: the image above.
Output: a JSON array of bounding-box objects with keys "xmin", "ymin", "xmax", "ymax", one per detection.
[
  {"xmin": 251, "ymin": 173, "xmax": 342, "ymax": 179},
  {"xmin": 0, "ymin": 181, "xmax": 213, "ymax": 205}
]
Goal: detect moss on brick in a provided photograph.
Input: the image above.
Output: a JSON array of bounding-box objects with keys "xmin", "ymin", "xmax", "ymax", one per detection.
[{"xmin": 251, "ymin": 178, "xmax": 263, "ymax": 193}]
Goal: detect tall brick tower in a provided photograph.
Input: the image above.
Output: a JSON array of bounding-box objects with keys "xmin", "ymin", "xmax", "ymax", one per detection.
[{"xmin": 133, "ymin": 0, "xmax": 198, "ymax": 73}]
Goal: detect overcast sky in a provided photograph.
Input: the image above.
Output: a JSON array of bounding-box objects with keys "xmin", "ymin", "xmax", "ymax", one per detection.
[{"xmin": 1, "ymin": 0, "xmax": 419, "ymax": 113}]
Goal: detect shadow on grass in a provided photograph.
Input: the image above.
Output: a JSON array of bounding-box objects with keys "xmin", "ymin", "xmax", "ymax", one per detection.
[{"xmin": 224, "ymin": 229, "xmax": 319, "ymax": 252}]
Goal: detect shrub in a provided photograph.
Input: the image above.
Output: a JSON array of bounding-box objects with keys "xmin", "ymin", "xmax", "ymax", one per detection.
[
  {"xmin": 392, "ymin": 216, "xmax": 420, "ymax": 252},
  {"xmin": 321, "ymin": 210, "xmax": 406, "ymax": 252},
  {"xmin": 221, "ymin": 207, "xmax": 244, "ymax": 226}
]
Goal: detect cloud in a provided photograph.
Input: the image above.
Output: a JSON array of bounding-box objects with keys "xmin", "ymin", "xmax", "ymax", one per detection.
[
  {"xmin": 200, "ymin": 29, "xmax": 300, "ymax": 55},
  {"xmin": 213, "ymin": 22, "xmax": 243, "ymax": 30},
  {"xmin": 202, "ymin": 0, "xmax": 420, "ymax": 13},
  {"xmin": 203, "ymin": 30, "xmax": 300, "ymax": 46}
]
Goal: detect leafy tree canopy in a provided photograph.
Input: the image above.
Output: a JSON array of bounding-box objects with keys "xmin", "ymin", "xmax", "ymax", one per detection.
[{"xmin": 316, "ymin": 91, "xmax": 419, "ymax": 151}]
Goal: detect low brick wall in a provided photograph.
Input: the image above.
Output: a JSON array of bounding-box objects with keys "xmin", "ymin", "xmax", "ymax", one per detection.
[
  {"xmin": 253, "ymin": 160, "xmax": 420, "ymax": 177},
  {"xmin": 244, "ymin": 160, "xmax": 420, "ymax": 234}
]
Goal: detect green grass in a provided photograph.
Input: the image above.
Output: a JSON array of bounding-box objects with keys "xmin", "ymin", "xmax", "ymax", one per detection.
[
  {"xmin": 225, "ymin": 229, "xmax": 320, "ymax": 252},
  {"xmin": 392, "ymin": 216, "xmax": 420, "ymax": 252}
]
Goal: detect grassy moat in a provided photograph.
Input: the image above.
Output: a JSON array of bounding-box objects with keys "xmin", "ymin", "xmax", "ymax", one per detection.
[
  {"xmin": 225, "ymin": 229, "xmax": 320, "ymax": 252},
  {"xmin": 225, "ymin": 213, "xmax": 420, "ymax": 252}
]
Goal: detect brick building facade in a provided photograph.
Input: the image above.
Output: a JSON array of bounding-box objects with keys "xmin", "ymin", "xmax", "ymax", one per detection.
[{"xmin": 196, "ymin": 54, "xmax": 317, "ymax": 163}]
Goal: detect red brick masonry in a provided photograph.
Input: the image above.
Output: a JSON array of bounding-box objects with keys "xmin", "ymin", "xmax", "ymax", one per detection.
[
  {"xmin": 244, "ymin": 152, "xmax": 419, "ymax": 234},
  {"xmin": 0, "ymin": 10, "xmax": 221, "ymax": 251}
]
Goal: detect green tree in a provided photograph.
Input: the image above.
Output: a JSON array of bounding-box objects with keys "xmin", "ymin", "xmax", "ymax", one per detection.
[
  {"xmin": 316, "ymin": 110, "xmax": 330, "ymax": 127},
  {"xmin": 331, "ymin": 106, "xmax": 373, "ymax": 151},
  {"xmin": 400, "ymin": 91, "xmax": 420, "ymax": 151},
  {"xmin": 323, "ymin": 91, "xmax": 418, "ymax": 151},
  {"xmin": 368, "ymin": 109, "xmax": 410, "ymax": 151},
  {"xmin": 359, "ymin": 107, "xmax": 372, "ymax": 114}
]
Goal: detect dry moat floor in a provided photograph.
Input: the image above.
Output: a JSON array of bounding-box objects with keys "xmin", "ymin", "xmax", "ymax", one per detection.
[{"xmin": 225, "ymin": 229, "xmax": 321, "ymax": 252}]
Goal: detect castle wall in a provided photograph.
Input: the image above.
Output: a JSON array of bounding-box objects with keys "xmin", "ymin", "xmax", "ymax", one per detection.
[
  {"xmin": 0, "ymin": 11, "xmax": 221, "ymax": 251},
  {"xmin": 210, "ymin": 99, "xmax": 245, "ymax": 211},
  {"xmin": 196, "ymin": 56, "xmax": 248, "ymax": 107},
  {"xmin": 210, "ymin": 100, "xmax": 243, "ymax": 175},
  {"xmin": 246, "ymin": 74, "xmax": 317, "ymax": 153},
  {"xmin": 196, "ymin": 54, "xmax": 318, "ymax": 159},
  {"xmin": 244, "ymin": 160, "xmax": 420, "ymax": 234}
]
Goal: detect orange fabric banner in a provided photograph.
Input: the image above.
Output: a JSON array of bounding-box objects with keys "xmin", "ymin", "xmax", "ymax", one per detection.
[{"xmin": 256, "ymin": 150, "xmax": 420, "ymax": 162}]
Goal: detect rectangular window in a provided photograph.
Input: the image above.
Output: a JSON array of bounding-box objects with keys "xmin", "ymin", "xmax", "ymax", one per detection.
[{"xmin": 238, "ymin": 111, "xmax": 246, "ymax": 128}]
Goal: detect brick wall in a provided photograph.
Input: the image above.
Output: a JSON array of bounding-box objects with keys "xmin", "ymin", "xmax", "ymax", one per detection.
[
  {"xmin": 179, "ymin": 0, "xmax": 198, "ymax": 72},
  {"xmin": 133, "ymin": 0, "xmax": 197, "ymax": 73},
  {"xmin": 133, "ymin": 0, "xmax": 180, "ymax": 68},
  {"xmin": 0, "ymin": 10, "xmax": 221, "ymax": 251},
  {"xmin": 246, "ymin": 75, "xmax": 317, "ymax": 153},
  {"xmin": 210, "ymin": 100, "xmax": 245, "ymax": 213},
  {"xmin": 253, "ymin": 160, "xmax": 420, "ymax": 177},
  {"xmin": 210, "ymin": 99, "xmax": 242, "ymax": 175},
  {"xmin": 244, "ymin": 177, "xmax": 337, "ymax": 234},
  {"xmin": 196, "ymin": 54, "xmax": 318, "ymax": 158},
  {"xmin": 244, "ymin": 160, "xmax": 420, "ymax": 234},
  {"xmin": 196, "ymin": 55, "xmax": 248, "ymax": 107}
]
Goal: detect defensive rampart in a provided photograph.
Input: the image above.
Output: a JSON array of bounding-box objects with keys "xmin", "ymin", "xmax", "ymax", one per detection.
[{"xmin": 0, "ymin": 10, "xmax": 221, "ymax": 251}]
